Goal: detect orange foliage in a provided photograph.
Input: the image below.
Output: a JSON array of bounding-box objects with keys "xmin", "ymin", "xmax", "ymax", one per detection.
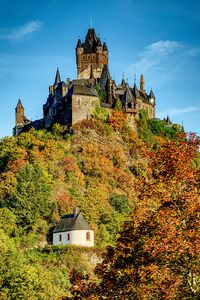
[{"xmin": 108, "ymin": 110, "xmax": 127, "ymax": 130}]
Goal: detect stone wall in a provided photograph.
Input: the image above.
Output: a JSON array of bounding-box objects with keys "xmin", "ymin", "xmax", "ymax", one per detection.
[{"xmin": 72, "ymin": 95, "xmax": 100, "ymax": 125}]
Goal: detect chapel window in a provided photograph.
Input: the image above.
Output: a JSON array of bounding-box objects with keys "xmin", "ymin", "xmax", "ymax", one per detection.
[
  {"xmin": 59, "ymin": 234, "xmax": 62, "ymax": 242},
  {"xmin": 86, "ymin": 231, "xmax": 91, "ymax": 241},
  {"xmin": 67, "ymin": 233, "xmax": 70, "ymax": 241}
]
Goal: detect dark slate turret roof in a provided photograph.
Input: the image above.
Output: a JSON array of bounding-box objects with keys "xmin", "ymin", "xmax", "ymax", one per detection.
[
  {"xmin": 149, "ymin": 89, "xmax": 155, "ymax": 99},
  {"xmin": 96, "ymin": 37, "xmax": 102, "ymax": 47},
  {"xmin": 76, "ymin": 38, "xmax": 82, "ymax": 48},
  {"xmin": 122, "ymin": 85, "xmax": 135, "ymax": 103},
  {"xmin": 53, "ymin": 212, "xmax": 93, "ymax": 233},
  {"xmin": 54, "ymin": 68, "xmax": 61, "ymax": 85},
  {"xmin": 103, "ymin": 41, "xmax": 108, "ymax": 51},
  {"xmin": 132, "ymin": 83, "xmax": 140, "ymax": 98},
  {"xmin": 121, "ymin": 78, "xmax": 126, "ymax": 86},
  {"xmin": 99, "ymin": 64, "xmax": 111, "ymax": 90},
  {"xmin": 82, "ymin": 28, "xmax": 103, "ymax": 53}
]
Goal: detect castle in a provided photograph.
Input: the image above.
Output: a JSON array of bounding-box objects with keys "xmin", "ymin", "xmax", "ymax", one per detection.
[{"xmin": 13, "ymin": 27, "xmax": 155, "ymax": 135}]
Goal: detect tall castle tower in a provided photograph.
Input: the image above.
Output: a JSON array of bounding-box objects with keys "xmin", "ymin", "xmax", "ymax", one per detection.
[
  {"xmin": 76, "ymin": 28, "xmax": 108, "ymax": 79},
  {"xmin": 15, "ymin": 99, "xmax": 25, "ymax": 126},
  {"xmin": 13, "ymin": 99, "xmax": 30, "ymax": 135}
]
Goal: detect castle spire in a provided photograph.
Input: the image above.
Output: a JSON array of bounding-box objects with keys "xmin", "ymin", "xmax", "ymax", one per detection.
[
  {"xmin": 76, "ymin": 38, "xmax": 82, "ymax": 48},
  {"xmin": 16, "ymin": 98, "xmax": 23, "ymax": 109},
  {"xmin": 103, "ymin": 41, "xmax": 108, "ymax": 51},
  {"xmin": 54, "ymin": 68, "xmax": 61, "ymax": 86},
  {"xmin": 15, "ymin": 98, "xmax": 25, "ymax": 126},
  {"xmin": 140, "ymin": 74, "xmax": 145, "ymax": 93}
]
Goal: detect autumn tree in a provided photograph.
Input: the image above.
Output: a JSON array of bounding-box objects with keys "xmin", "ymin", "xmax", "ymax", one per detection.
[{"xmin": 70, "ymin": 133, "xmax": 200, "ymax": 299}]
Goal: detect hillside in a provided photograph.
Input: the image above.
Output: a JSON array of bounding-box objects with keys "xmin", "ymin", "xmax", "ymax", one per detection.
[{"xmin": 0, "ymin": 107, "xmax": 198, "ymax": 299}]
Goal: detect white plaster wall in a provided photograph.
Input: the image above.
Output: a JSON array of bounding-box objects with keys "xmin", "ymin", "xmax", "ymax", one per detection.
[{"xmin": 53, "ymin": 230, "xmax": 94, "ymax": 247}]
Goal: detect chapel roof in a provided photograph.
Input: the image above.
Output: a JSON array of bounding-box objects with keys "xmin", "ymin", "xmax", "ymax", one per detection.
[{"xmin": 53, "ymin": 212, "xmax": 93, "ymax": 233}]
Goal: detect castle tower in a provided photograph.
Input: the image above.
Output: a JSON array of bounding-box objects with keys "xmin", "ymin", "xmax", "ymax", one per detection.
[
  {"xmin": 140, "ymin": 74, "xmax": 145, "ymax": 93},
  {"xmin": 15, "ymin": 99, "xmax": 25, "ymax": 126},
  {"xmin": 13, "ymin": 99, "xmax": 30, "ymax": 136},
  {"xmin": 76, "ymin": 28, "xmax": 108, "ymax": 79}
]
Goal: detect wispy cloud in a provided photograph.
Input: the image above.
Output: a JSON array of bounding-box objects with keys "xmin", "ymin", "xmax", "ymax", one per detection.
[
  {"xmin": 157, "ymin": 106, "xmax": 199, "ymax": 118},
  {"xmin": 128, "ymin": 40, "xmax": 200, "ymax": 74},
  {"xmin": 0, "ymin": 21, "xmax": 43, "ymax": 41}
]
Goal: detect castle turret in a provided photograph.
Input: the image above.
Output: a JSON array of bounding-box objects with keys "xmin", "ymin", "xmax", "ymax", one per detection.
[
  {"xmin": 76, "ymin": 38, "xmax": 84, "ymax": 76},
  {"xmin": 13, "ymin": 99, "xmax": 30, "ymax": 136},
  {"xmin": 140, "ymin": 74, "xmax": 145, "ymax": 93},
  {"xmin": 149, "ymin": 89, "xmax": 155, "ymax": 104},
  {"xmin": 15, "ymin": 99, "xmax": 25, "ymax": 126},
  {"xmin": 76, "ymin": 28, "xmax": 108, "ymax": 79}
]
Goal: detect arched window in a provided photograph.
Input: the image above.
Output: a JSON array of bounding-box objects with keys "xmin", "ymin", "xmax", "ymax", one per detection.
[
  {"xmin": 67, "ymin": 233, "xmax": 70, "ymax": 241},
  {"xmin": 86, "ymin": 231, "xmax": 91, "ymax": 241},
  {"xmin": 127, "ymin": 103, "xmax": 132, "ymax": 109},
  {"xmin": 59, "ymin": 234, "xmax": 62, "ymax": 242}
]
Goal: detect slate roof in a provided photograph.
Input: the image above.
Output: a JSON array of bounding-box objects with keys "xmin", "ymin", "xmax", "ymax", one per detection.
[
  {"xmin": 53, "ymin": 212, "xmax": 93, "ymax": 233},
  {"xmin": 122, "ymin": 85, "xmax": 135, "ymax": 103},
  {"xmin": 96, "ymin": 37, "xmax": 102, "ymax": 46},
  {"xmin": 54, "ymin": 68, "xmax": 61, "ymax": 85},
  {"xmin": 103, "ymin": 42, "xmax": 108, "ymax": 51},
  {"xmin": 132, "ymin": 83, "xmax": 140, "ymax": 98},
  {"xmin": 99, "ymin": 64, "xmax": 111, "ymax": 90},
  {"xmin": 76, "ymin": 38, "xmax": 82, "ymax": 48},
  {"xmin": 121, "ymin": 78, "xmax": 126, "ymax": 86},
  {"xmin": 67, "ymin": 83, "xmax": 98, "ymax": 97},
  {"xmin": 82, "ymin": 28, "xmax": 102, "ymax": 53},
  {"xmin": 149, "ymin": 89, "xmax": 155, "ymax": 99}
]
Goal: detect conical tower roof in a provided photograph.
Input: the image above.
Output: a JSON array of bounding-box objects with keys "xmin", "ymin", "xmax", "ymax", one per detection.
[
  {"xmin": 103, "ymin": 41, "xmax": 108, "ymax": 51},
  {"xmin": 16, "ymin": 98, "xmax": 23, "ymax": 108},
  {"xmin": 54, "ymin": 68, "xmax": 61, "ymax": 85},
  {"xmin": 96, "ymin": 37, "xmax": 102, "ymax": 47},
  {"xmin": 149, "ymin": 89, "xmax": 155, "ymax": 99},
  {"xmin": 76, "ymin": 38, "xmax": 82, "ymax": 48},
  {"xmin": 123, "ymin": 85, "xmax": 135, "ymax": 103},
  {"xmin": 99, "ymin": 64, "xmax": 111, "ymax": 90},
  {"xmin": 132, "ymin": 83, "xmax": 140, "ymax": 98}
]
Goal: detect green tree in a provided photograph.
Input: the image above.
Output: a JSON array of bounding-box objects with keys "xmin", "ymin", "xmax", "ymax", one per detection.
[{"xmin": 7, "ymin": 163, "xmax": 52, "ymax": 232}]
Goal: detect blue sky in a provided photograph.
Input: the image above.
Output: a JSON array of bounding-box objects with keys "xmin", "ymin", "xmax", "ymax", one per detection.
[{"xmin": 0, "ymin": 0, "xmax": 200, "ymax": 138}]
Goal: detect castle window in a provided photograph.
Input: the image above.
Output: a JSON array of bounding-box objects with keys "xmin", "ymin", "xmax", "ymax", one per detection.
[
  {"xmin": 59, "ymin": 234, "xmax": 62, "ymax": 242},
  {"xmin": 77, "ymin": 98, "xmax": 81, "ymax": 107},
  {"xmin": 67, "ymin": 233, "xmax": 70, "ymax": 241},
  {"xmin": 86, "ymin": 231, "xmax": 91, "ymax": 241},
  {"xmin": 127, "ymin": 103, "xmax": 132, "ymax": 109}
]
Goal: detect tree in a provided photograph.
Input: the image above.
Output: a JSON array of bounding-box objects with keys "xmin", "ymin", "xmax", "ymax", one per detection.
[
  {"xmin": 70, "ymin": 133, "xmax": 200, "ymax": 299},
  {"xmin": 7, "ymin": 163, "xmax": 53, "ymax": 232}
]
